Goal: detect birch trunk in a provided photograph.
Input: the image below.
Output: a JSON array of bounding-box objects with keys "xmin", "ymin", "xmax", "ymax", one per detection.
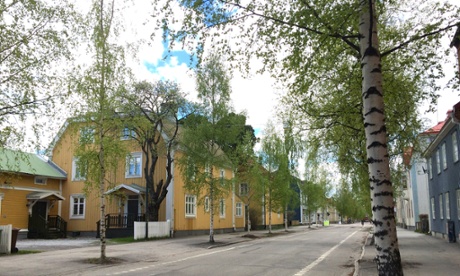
[{"xmin": 359, "ymin": 1, "xmax": 403, "ymax": 274}]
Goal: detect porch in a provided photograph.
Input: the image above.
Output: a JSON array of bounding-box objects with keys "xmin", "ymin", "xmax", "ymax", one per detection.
[
  {"xmin": 98, "ymin": 183, "xmax": 147, "ymax": 238},
  {"xmin": 28, "ymin": 215, "xmax": 67, "ymax": 239},
  {"xmin": 26, "ymin": 191, "xmax": 67, "ymax": 239},
  {"xmin": 96, "ymin": 213, "xmax": 145, "ymax": 238}
]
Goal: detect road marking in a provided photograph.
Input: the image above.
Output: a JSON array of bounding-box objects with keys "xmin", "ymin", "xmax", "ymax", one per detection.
[
  {"xmin": 106, "ymin": 246, "xmax": 238, "ymax": 275},
  {"xmin": 293, "ymin": 230, "xmax": 358, "ymax": 276}
]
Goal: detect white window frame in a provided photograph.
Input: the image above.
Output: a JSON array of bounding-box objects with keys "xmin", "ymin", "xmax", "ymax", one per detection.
[
  {"xmin": 34, "ymin": 176, "xmax": 47, "ymax": 185},
  {"xmin": 72, "ymin": 157, "xmax": 86, "ymax": 181},
  {"xmin": 219, "ymin": 198, "xmax": 225, "ymax": 218},
  {"xmin": 121, "ymin": 127, "xmax": 136, "ymax": 140},
  {"xmin": 205, "ymin": 164, "xmax": 210, "ymax": 177},
  {"xmin": 240, "ymin": 183, "xmax": 249, "ymax": 196},
  {"xmin": 428, "ymin": 158, "xmax": 432, "ymax": 179},
  {"xmin": 126, "ymin": 152, "xmax": 142, "ymax": 178},
  {"xmin": 220, "ymin": 169, "xmax": 225, "ymax": 185},
  {"xmin": 236, "ymin": 202, "xmax": 242, "ymax": 217},
  {"xmin": 436, "ymin": 150, "xmax": 441, "ymax": 174},
  {"xmin": 445, "ymin": 192, "xmax": 450, "ymax": 220},
  {"xmin": 431, "ymin": 197, "xmax": 435, "ymax": 219},
  {"xmin": 204, "ymin": 196, "xmax": 210, "ymax": 212},
  {"xmin": 70, "ymin": 194, "xmax": 86, "ymax": 219},
  {"xmin": 439, "ymin": 195, "xmax": 443, "ymax": 219},
  {"xmin": 453, "ymin": 131, "xmax": 459, "ymax": 163},
  {"xmin": 441, "ymin": 143, "xmax": 447, "ymax": 170},
  {"xmin": 79, "ymin": 126, "xmax": 95, "ymax": 144},
  {"xmin": 185, "ymin": 195, "xmax": 196, "ymax": 217},
  {"xmin": 457, "ymin": 190, "xmax": 460, "ymax": 220}
]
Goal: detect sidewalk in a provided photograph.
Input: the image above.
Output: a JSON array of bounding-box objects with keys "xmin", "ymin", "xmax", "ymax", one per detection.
[
  {"xmin": 357, "ymin": 227, "xmax": 460, "ymax": 276},
  {"xmin": 0, "ymin": 227, "xmax": 307, "ymax": 276}
]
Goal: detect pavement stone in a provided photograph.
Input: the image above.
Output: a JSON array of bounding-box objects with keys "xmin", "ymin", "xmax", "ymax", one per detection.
[{"xmin": 356, "ymin": 226, "xmax": 460, "ymax": 276}]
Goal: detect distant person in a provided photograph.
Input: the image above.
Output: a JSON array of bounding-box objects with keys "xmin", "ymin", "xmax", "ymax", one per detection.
[{"xmin": 361, "ymin": 219, "xmax": 364, "ymax": 226}]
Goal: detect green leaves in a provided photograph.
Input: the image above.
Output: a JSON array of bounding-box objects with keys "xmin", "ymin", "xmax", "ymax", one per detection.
[{"xmin": 1, "ymin": 0, "xmax": 77, "ymax": 149}]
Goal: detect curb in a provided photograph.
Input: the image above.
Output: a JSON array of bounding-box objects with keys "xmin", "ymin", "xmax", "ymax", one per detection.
[{"xmin": 354, "ymin": 230, "xmax": 373, "ymax": 276}]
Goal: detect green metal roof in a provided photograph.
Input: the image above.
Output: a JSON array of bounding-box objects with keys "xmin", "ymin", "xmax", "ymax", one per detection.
[{"xmin": 0, "ymin": 148, "xmax": 67, "ymax": 179}]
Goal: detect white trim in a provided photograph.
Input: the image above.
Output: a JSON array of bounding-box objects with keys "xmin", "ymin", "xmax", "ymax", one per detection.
[
  {"xmin": 453, "ymin": 131, "xmax": 459, "ymax": 163},
  {"xmin": 236, "ymin": 202, "xmax": 243, "ymax": 217},
  {"xmin": 70, "ymin": 194, "xmax": 86, "ymax": 220},
  {"xmin": 441, "ymin": 143, "xmax": 447, "ymax": 170},
  {"xmin": 126, "ymin": 152, "xmax": 142, "ymax": 178},
  {"xmin": 219, "ymin": 198, "xmax": 226, "ymax": 218},
  {"xmin": 185, "ymin": 195, "xmax": 196, "ymax": 218},
  {"xmin": 445, "ymin": 192, "xmax": 450, "ymax": 220},
  {"xmin": 0, "ymin": 185, "xmax": 60, "ymax": 193},
  {"xmin": 72, "ymin": 157, "xmax": 86, "ymax": 181}
]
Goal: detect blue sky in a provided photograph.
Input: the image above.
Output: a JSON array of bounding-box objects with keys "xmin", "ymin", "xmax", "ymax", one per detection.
[{"xmin": 143, "ymin": 41, "xmax": 197, "ymax": 74}]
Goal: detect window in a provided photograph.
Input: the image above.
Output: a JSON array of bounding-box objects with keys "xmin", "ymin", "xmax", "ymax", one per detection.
[
  {"xmin": 428, "ymin": 158, "xmax": 432, "ymax": 179},
  {"xmin": 436, "ymin": 150, "xmax": 441, "ymax": 174},
  {"xmin": 240, "ymin": 183, "xmax": 249, "ymax": 196},
  {"xmin": 204, "ymin": 196, "xmax": 209, "ymax": 212},
  {"xmin": 457, "ymin": 190, "xmax": 460, "ymax": 220},
  {"xmin": 445, "ymin": 193, "xmax": 450, "ymax": 220},
  {"xmin": 439, "ymin": 195, "xmax": 443, "ymax": 219},
  {"xmin": 431, "ymin": 197, "xmax": 435, "ymax": 219},
  {"xmin": 70, "ymin": 195, "xmax": 85, "ymax": 219},
  {"xmin": 72, "ymin": 157, "xmax": 87, "ymax": 181},
  {"xmin": 79, "ymin": 127, "xmax": 95, "ymax": 144},
  {"xmin": 236, "ymin": 202, "xmax": 242, "ymax": 217},
  {"xmin": 126, "ymin": 152, "xmax": 142, "ymax": 178},
  {"xmin": 121, "ymin": 127, "xmax": 136, "ymax": 140},
  {"xmin": 441, "ymin": 143, "xmax": 447, "ymax": 170},
  {"xmin": 34, "ymin": 177, "xmax": 47, "ymax": 185},
  {"xmin": 185, "ymin": 195, "xmax": 196, "ymax": 217},
  {"xmin": 205, "ymin": 164, "xmax": 210, "ymax": 177},
  {"xmin": 186, "ymin": 158, "xmax": 197, "ymax": 181},
  {"xmin": 220, "ymin": 169, "xmax": 225, "ymax": 185},
  {"xmin": 453, "ymin": 131, "xmax": 459, "ymax": 163},
  {"xmin": 219, "ymin": 198, "xmax": 225, "ymax": 218}
]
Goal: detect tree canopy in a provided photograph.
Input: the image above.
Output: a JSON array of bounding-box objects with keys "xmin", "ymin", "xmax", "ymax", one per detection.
[{"xmin": 0, "ymin": 0, "xmax": 77, "ymax": 148}]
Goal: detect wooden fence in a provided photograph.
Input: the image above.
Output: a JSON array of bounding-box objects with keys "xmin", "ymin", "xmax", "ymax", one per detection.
[{"xmin": 134, "ymin": 220, "xmax": 171, "ymax": 240}]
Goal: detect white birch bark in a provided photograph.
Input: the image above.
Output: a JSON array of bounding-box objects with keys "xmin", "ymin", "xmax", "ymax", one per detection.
[{"xmin": 359, "ymin": 0, "xmax": 403, "ymax": 274}]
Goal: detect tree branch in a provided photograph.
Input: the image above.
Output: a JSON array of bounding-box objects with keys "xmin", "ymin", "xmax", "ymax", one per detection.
[{"xmin": 381, "ymin": 22, "xmax": 460, "ymax": 57}]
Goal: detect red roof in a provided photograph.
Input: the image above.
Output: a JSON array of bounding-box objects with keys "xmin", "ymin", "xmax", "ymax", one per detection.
[{"xmin": 420, "ymin": 110, "xmax": 452, "ymax": 135}]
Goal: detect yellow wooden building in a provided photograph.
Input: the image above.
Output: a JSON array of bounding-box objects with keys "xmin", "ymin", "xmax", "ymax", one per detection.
[
  {"xmin": 44, "ymin": 119, "xmax": 247, "ymax": 237},
  {"xmin": 0, "ymin": 149, "xmax": 67, "ymax": 238},
  {"xmin": 1, "ymin": 118, "xmax": 284, "ymax": 238}
]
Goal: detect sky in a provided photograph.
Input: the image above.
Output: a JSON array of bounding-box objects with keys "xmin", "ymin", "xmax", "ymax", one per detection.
[
  {"xmin": 118, "ymin": 1, "xmax": 459, "ymax": 133},
  {"xmin": 53, "ymin": 0, "xmax": 458, "ymax": 182}
]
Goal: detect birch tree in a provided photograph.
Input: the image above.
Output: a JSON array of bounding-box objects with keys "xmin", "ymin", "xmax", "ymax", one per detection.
[
  {"xmin": 0, "ymin": 0, "xmax": 76, "ymax": 148},
  {"xmin": 258, "ymin": 122, "xmax": 288, "ymax": 234},
  {"xmin": 71, "ymin": 0, "xmax": 131, "ymax": 262},
  {"xmin": 154, "ymin": 0, "xmax": 459, "ymax": 273},
  {"xmin": 178, "ymin": 54, "xmax": 234, "ymax": 243}
]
